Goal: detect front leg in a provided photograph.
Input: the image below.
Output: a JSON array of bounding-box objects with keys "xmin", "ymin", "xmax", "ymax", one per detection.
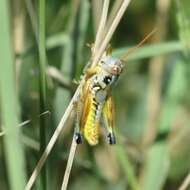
[
  {"xmin": 85, "ymin": 66, "xmax": 99, "ymax": 79},
  {"xmin": 103, "ymin": 95, "xmax": 116, "ymax": 145}
]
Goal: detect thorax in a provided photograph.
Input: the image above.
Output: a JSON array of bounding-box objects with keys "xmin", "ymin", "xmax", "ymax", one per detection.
[{"xmin": 89, "ymin": 75, "xmax": 109, "ymax": 104}]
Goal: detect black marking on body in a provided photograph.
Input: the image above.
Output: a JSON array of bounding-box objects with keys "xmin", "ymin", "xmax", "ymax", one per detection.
[
  {"xmin": 103, "ymin": 76, "xmax": 112, "ymax": 85},
  {"xmin": 90, "ymin": 83, "xmax": 104, "ymax": 122},
  {"xmin": 92, "ymin": 98, "xmax": 101, "ymax": 121}
]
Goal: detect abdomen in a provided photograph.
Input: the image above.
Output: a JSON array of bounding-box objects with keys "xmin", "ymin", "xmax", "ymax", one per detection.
[{"xmin": 84, "ymin": 98, "xmax": 102, "ymax": 145}]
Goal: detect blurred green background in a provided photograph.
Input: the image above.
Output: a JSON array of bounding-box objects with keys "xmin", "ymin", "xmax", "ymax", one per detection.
[{"xmin": 0, "ymin": 0, "xmax": 190, "ymax": 190}]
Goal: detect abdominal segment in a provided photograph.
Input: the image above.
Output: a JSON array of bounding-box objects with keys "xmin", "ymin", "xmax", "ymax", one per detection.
[{"xmin": 83, "ymin": 98, "xmax": 102, "ymax": 145}]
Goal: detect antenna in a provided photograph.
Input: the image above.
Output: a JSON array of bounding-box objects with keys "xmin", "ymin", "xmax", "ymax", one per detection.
[{"xmin": 120, "ymin": 28, "xmax": 157, "ymax": 61}]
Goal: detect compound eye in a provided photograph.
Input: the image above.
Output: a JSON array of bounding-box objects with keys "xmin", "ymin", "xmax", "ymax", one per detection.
[{"xmin": 103, "ymin": 76, "xmax": 112, "ymax": 85}]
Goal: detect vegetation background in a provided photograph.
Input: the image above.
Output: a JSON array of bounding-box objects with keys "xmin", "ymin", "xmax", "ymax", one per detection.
[{"xmin": 0, "ymin": 0, "xmax": 190, "ymax": 190}]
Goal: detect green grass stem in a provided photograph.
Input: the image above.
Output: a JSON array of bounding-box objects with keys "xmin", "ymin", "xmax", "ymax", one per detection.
[
  {"xmin": 0, "ymin": 1, "xmax": 27, "ymax": 189},
  {"xmin": 38, "ymin": 0, "xmax": 48, "ymax": 188}
]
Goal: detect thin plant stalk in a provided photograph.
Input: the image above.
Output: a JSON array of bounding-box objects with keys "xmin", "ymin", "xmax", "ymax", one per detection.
[
  {"xmin": 92, "ymin": 0, "xmax": 103, "ymax": 31},
  {"xmin": 176, "ymin": 2, "xmax": 190, "ymax": 189},
  {"xmin": 178, "ymin": 172, "xmax": 190, "ymax": 190},
  {"xmin": 104, "ymin": 0, "xmax": 123, "ymax": 33},
  {"xmin": 47, "ymin": 66, "xmax": 73, "ymax": 90},
  {"xmin": 39, "ymin": 0, "xmax": 48, "ymax": 188},
  {"xmin": 93, "ymin": 0, "xmax": 110, "ymax": 55},
  {"xmin": 24, "ymin": 0, "xmax": 38, "ymax": 40},
  {"xmin": 91, "ymin": 0, "xmax": 131, "ymax": 67},
  {"xmin": 61, "ymin": 137, "xmax": 77, "ymax": 190},
  {"xmin": 24, "ymin": 87, "xmax": 80, "ymax": 190},
  {"xmin": 142, "ymin": 0, "xmax": 171, "ymax": 147}
]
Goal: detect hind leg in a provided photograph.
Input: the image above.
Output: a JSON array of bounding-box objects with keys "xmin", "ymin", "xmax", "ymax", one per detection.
[{"xmin": 103, "ymin": 96, "xmax": 116, "ymax": 145}]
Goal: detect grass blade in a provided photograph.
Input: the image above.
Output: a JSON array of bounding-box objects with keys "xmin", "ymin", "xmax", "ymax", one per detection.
[
  {"xmin": 38, "ymin": 0, "xmax": 48, "ymax": 188},
  {"xmin": 142, "ymin": 143, "xmax": 170, "ymax": 190},
  {"xmin": 0, "ymin": 0, "xmax": 27, "ymax": 189},
  {"xmin": 115, "ymin": 145, "xmax": 140, "ymax": 190},
  {"xmin": 176, "ymin": 0, "xmax": 190, "ymax": 58},
  {"xmin": 175, "ymin": 1, "xmax": 190, "ymax": 189}
]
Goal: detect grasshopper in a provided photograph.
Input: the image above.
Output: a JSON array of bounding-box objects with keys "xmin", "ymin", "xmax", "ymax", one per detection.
[
  {"xmin": 74, "ymin": 47, "xmax": 123, "ymax": 146},
  {"xmin": 73, "ymin": 29, "xmax": 156, "ymax": 146}
]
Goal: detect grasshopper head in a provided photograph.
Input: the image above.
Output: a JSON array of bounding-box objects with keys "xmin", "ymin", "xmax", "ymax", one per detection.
[
  {"xmin": 100, "ymin": 55, "xmax": 124, "ymax": 75},
  {"xmin": 97, "ymin": 55, "xmax": 124, "ymax": 88}
]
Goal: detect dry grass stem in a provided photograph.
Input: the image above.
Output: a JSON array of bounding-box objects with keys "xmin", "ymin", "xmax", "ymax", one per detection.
[
  {"xmin": 178, "ymin": 172, "xmax": 190, "ymax": 190},
  {"xmin": 0, "ymin": 131, "xmax": 5, "ymax": 136},
  {"xmin": 142, "ymin": 0, "xmax": 171, "ymax": 147},
  {"xmin": 93, "ymin": 0, "xmax": 110, "ymax": 54},
  {"xmin": 91, "ymin": 0, "xmax": 131, "ymax": 68},
  {"xmin": 47, "ymin": 66, "xmax": 72, "ymax": 90},
  {"xmin": 0, "ymin": 122, "xmax": 30, "ymax": 137},
  {"xmin": 24, "ymin": 88, "xmax": 79, "ymax": 190},
  {"xmin": 21, "ymin": 135, "xmax": 40, "ymax": 151},
  {"xmin": 18, "ymin": 120, "xmax": 31, "ymax": 127},
  {"xmin": 14, "ymin": 4, "xmax": 24, "ymax": 84},
  {"xmin": 61, "ymin": 137, "xmax": 77, "ymax": 190},
  {"xmin": 92, "ymin": 0, "xmax": 103, "ymax": 31},
  {"xmin": 105, "ymin": 0, "xmax": 123, "ymax": 33}
]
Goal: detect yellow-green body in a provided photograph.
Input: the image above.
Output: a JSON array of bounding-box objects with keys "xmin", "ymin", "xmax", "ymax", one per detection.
[{"xmin": 74, "ymin": 52, "xmax": 123, "ymax": 145}]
